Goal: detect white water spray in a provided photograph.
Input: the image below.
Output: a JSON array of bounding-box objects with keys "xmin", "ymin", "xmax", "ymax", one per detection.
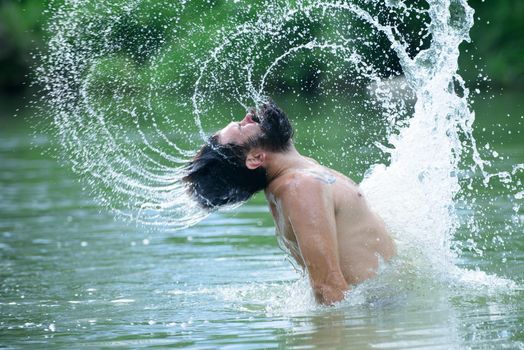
[{"xmin": 39, "ymin": 0, "xmax": 521, "ymax": 293}]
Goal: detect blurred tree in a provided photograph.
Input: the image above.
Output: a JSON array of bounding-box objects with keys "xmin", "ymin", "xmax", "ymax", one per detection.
[
  {"xmin": 463, "ymin": 0, "xmax": 524, "ymax": 88},
  {"xmin": 0, "ymin": 0, "xmax": 522, "ymax": 99},
  {"xmin": 0, "ymin": 0, "xmax": 51, "ymax": 95}
]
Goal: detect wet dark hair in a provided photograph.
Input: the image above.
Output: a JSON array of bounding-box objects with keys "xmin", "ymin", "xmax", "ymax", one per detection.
[
  {"xmin": 249, "ymin": 101, "xmax": 294, "ymax": 152},
  {"xmin": 183, "ymin": 101, "xmax": 293, "ymax": 209},
  {"xmin": 182, "ymin": 135, "xmax": 267, "ymax": 209}
]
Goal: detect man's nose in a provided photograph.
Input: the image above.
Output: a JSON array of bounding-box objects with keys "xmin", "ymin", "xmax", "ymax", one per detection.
[{"xmin": 240, "ymin": 113, "xmax": 254, "ymax": 125}]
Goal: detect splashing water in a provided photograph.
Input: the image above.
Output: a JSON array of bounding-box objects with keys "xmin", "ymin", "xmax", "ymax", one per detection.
[{"xmin": 38, "ymin": 0, "xmax": 522, "ymax": 300}]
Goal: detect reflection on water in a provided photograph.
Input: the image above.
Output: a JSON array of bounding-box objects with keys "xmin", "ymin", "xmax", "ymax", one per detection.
[{"xmin": 1, "ymin": 117, "xmax": 523, "ymax": 349}]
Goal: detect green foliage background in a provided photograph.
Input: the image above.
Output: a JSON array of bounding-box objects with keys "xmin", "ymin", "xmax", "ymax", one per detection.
[{"xmin": 0, "ymin": 0, "xmax": 522, "ymax": 105}]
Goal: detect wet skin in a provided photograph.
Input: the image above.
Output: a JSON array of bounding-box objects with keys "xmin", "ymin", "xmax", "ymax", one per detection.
[
  {"xmin": 218, "ymin": 114, "xmax": 396, "ymax": 305},
  {"xmin": 265, "ymin": 163, "xmax": 396, "ymax": 305},
  {"xmin": 217, "ymin": 113, "xmax": 261, "ymax": 145}
]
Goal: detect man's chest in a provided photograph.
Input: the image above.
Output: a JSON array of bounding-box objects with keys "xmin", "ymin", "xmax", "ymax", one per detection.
[
  {"xmin": 268, "ymin": 201, "xmax": 294, "ymax": 238},
  {"xmin": 268, "ymin": 201, "xmax": 305, "ymax": 265}
]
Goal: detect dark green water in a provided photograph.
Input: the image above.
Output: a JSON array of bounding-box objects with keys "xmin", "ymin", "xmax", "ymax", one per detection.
[{"xmin": 1, "ymin": 93, "xmax": 523, "ymax": 349}]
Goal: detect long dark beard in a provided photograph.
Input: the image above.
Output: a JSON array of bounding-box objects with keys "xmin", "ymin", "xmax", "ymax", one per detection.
[{"xmin": 253, "ymin": 102, "xmax": 294, "ymax": 152}]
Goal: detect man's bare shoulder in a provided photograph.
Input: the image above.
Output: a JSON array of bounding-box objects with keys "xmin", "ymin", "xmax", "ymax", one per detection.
[{"xmin": 268, "ymin": 168, "xmax": 334, "ymax": 201}]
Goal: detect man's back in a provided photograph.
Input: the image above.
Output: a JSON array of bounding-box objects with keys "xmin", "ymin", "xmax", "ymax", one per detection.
[{"xmin": 265, "ymin": 158, "xmax": 396, "ymax": 301}]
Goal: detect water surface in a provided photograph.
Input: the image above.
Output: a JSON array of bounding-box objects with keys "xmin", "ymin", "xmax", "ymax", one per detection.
[{"xmin": 1, "ymin": 94, "xmax": 523, "ymax": 349}]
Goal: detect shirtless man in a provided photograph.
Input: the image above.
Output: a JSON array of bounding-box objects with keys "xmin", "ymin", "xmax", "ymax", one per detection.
[{"xmin": 183, "ymin": 101, "xmax": 396, "ymax": 305}]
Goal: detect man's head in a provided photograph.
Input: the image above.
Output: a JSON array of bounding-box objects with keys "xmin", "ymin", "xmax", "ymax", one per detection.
[{"xmin": 183, "ymin": 101, "xmax": 293, "ymax": 209}]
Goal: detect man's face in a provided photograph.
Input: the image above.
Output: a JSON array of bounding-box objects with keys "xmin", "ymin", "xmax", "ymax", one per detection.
[
  {"xmin": 216, "ymin": 102, "xmax": 293, "ymax": 151},
  {"xmin": 217, "ymin": 113, "xmax": 262, "ymax": 145}
]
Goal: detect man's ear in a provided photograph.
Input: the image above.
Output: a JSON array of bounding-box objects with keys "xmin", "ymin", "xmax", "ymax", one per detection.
[{"xmin": 245, "ymin": 150, "xmax": 266, "ymax": 170}]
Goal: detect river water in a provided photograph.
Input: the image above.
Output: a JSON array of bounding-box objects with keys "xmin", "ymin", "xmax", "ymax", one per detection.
[
  {"xmin": 2, "ymin": 0, "xmax": 524, "ymax": 348},
  {"xmin": 1, "ymin": 92, "xmax": 523, "ymax": 348}
]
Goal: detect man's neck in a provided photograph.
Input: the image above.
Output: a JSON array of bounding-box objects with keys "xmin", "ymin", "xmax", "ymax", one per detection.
[{"xmin": 264, "ymin": 144, "xmax": 311, "ymax": 185}]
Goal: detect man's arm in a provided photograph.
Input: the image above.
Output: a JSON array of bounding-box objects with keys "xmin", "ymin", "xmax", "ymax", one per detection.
[{"xmin": 279, "ymin": 176, "xmax": 348, "ymax": 305}]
